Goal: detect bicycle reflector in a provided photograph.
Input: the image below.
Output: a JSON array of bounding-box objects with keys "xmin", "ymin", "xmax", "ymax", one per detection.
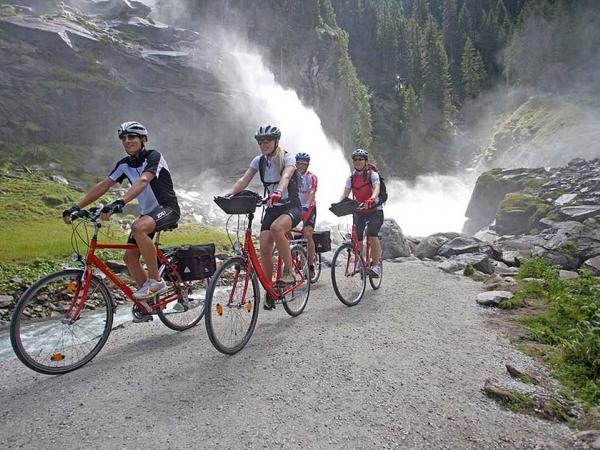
[
  {"xmin": 246, "ymin": 302, "xmax": 252, "ymax": 313},
  {"xmin": 50, "ymin": 352, "xmax": 65, "ymax": 362},
  {"xmin": 66, "ymin": 281, "xmax": 77, "ymax": 292},
  {"xmin": 216, "ymin": 303, "xmax": 223, "ymax": 316}
]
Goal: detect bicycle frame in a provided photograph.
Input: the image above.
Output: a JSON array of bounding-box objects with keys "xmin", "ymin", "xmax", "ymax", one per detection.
[
  {"xmin": 64, "ymin": 227, "xmax": 182, "ymax": 323},
  {"xmin": 229, "ymin": 212, "xmax": 307, "ymax": 305}
]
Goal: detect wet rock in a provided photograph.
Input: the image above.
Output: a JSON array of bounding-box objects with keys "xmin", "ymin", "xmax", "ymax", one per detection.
[
  {"xmin": 554, "ymin": 193, "xmax": 577, "ymax": 206},
  {"xmin": 437, "ymin": 236, "xmax": 482, "ymax": 257},
  {"xmin": 476, "ymin": 291, "xmax": 513, "ymax": 306}
]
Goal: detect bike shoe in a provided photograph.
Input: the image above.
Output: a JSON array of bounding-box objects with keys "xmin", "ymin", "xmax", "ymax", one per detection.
[
  {"xmin": 133, "ymin": 278, "xmax": 168, "ymax": 300},
  {"xmin": 369, "ymin": 264, "xmax": 381, "ymax": 278},
  {"xmin": 132, "ymin": 314, "xmax": 154, "ymax": 324},
  {"xmin": 274, "ymin": 269, "xmax": 296, "ymax": 288},
  {"xmin": 263, "ymin": 293, "xmax": 275, "ymax": 310}
]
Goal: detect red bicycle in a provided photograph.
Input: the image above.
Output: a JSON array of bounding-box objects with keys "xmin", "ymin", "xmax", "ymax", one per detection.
[
  {"xmin": 329, "ymin": 199, "xmax": 383, "ymax": 306},
  {"xmin": 10, "ymin": 208, "xmax": 211, "ymax": 374},
  {"xmin": 205, "ymin": 192, "xmax": 310, "ymax": 354}
]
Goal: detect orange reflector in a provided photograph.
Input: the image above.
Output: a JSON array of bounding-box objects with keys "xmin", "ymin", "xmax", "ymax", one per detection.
[
  {"xmin": 216, "ymin": 303, "xmax": 223, "ymax": 316},
  {"xmin": 66, "ymin": 282, "xmax": 77, "ymax": 292},
  {"xmin": 50, "ymin": 353, "xmax": 65, "ymax": 362},
  {"xmin": 246, "ymin": 302, "xmax": 252, "ymax": 312}
]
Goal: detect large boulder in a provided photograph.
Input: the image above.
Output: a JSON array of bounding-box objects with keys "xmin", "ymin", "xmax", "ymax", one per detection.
[
  {"xmin": 582, "ymin": 256, "xmax": 600, "ymax": 275},
  {"xmin": 380, "ymin": 218, "xmax": 411, "ymax": 260},
  {"xmin": 413, "ymin": 234, "xmax": 449, "ymax": 259}
]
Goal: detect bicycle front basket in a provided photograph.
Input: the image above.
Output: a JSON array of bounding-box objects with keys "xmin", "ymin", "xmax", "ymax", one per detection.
[
  {"xmin": 329, "ymin": 199, "xmax": 359, "ymax": 217},
  {"xmin": 214, "ymin": 191, "xmax": 261, "ymax": 215}
]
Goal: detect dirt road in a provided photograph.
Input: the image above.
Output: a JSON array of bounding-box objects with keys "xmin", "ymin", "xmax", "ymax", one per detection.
[{"xmin": 0, "ymin": 261, "xmax": 580, "ymax": 449}]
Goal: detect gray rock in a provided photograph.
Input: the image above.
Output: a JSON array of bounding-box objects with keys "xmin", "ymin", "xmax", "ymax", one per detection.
[
  {"xmin": 582, "ymin": 255, "xmax": 600, "ymax": 275},
  {"xmin": 437, "ymin": 260, "xmax": 465, "ymax": 273},
  {"xmin": 493, "ymin": 261, "xmax": 519, "ymax": 276},
  {"xmin": 414, "ymin": 235, "xmax": 448, "ymax": 259},
  {"xmin": 437, "ymin": 236, "xmax": 482, "ymax": 257},
  {"xmin": 380, "ymin": 219, "xmax": 411, "ymax": 259},
  {"xmin": 476, "ymin": 291, "xmax": 513, "ymax": 307},
  {"xmin": 454, "ymin": 253, "xmax": 495, "ymax": 275},
  {"xmin": 51, "ymin": 174, "xmax": 69, "ymax": 185},
  {"xmin": 559, "ymin": 270, "xmax": 579, "ymax": 279},
  {"xmin": 0, "ymin": 295, "xmax": 14, "ymax": 308},
  {"xmin": 554, "ymin": 193, "xmax": 577, "ymax": 206},
  {"xmin": 560, "ymin": 205, "xmax": 600, "ymax": 221}
]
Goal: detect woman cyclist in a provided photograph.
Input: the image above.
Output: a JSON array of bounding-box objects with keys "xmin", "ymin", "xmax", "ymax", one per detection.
[
  {"xmin": 339, "ymin": 148, "xmax": 383, "ymax": 278},
  {"xmin": 295, "ymin": 152, "xmax": 318, "ymax": 279},
  {"xmin": 228, "ymin": 125, "xmax": 302, "ymax": 309}
]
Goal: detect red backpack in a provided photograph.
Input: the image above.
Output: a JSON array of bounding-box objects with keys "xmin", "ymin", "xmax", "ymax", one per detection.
[{"xmin": 350, "ymin": 163, "xmax": 388, "ymax": 204}]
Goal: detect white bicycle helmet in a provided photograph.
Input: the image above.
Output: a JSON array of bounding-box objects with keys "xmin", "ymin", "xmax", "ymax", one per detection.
[
  {"xmin": 254, "ymin": 125, "xmax": 281, "ymax": 141},
  {"xmin": 118, "ymin": 121, "xmax": 148, "ymax": 138},
  {"xmin": 352, "ymin": 148, "xmax": 369, "ymax": 159}
]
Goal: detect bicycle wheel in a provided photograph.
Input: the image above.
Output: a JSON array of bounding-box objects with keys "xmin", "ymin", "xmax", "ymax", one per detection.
[
  {"xmin": 331, "ymin": 243, "xmax": 366, "ymax": 306},
  {"xmin": 310, "ymin": 252, "xmax": 322, "ymax": 283},
  {"xmin": 10, "ymin": 269, "xmax": 114, "ymax": 375},
  {"xmin": 282, "ymin": 245, "xmax": 310, "ymax": 317},
  {"xmin": 368, "ymin": 261, "xmax": 383, "ymax": 290},
  {"xmin": 157, "ymin": 263, "xmax": 206, "ymax": 331},
  {"xmin": 205, "ymin": 257, "xmax": 260, "ymax": 354}
]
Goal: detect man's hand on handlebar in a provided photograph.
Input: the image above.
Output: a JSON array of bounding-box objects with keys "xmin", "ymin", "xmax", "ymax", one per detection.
[
  {"xmin": 62, "ymin": 205, "xmax": 81, "ymax": 224},
  {"xmin": 100, "ymin": 198, "xmax": 125, "ymax": 221}
]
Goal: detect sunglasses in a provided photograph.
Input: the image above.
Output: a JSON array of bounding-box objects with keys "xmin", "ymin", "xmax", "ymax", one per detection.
[
  {"xmin": 257, "ymin": 138, "xmax": 274, "ymax": 145},
  {"xmin": 352, "ymin": 157, "xmax": 366, "ymax": 161},
  {"xmin": 120, "ymin": 134, "xmax": 140, "ymax": 141}
]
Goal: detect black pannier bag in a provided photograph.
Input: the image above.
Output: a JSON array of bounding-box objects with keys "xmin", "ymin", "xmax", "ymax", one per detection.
[
  {"xmin": 312, "ymin": 231, "xmax": 331, "ymax": 253},
  {"xmin": 175, "ymin": 244, "xmax": 216, "ymax": 281}
]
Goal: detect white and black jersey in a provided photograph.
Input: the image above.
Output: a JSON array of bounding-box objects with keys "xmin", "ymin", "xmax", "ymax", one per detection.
[{"xmin": 108, "ymin": 149, "xmax": 180, "ymax": 216}]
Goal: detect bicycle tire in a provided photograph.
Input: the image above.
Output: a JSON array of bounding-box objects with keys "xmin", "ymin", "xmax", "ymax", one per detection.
[
  {"xmin": 331, "ymin": 243, "xmax": 366, "ymax": 307},
  {"xmin": 282, "ymin": 245, "xmax": 310, "ymax": 317},
  {"xmin": 10, "ymin": 269, "xmax": 114, "ymax": 375},
  {"xmin": 368, "ymin": 261, "xmax": 383, "ymax": 290},
  {"xmin": 204, "ymin": 257, "xmax": 260, "ymax": 354},
  {"xmin": 310, "ymin": 253, "xmax": 322, "ymax": 283},
  {"xmin": 157, "ymin": 262, "xmax": 206, "ymax": 331}
]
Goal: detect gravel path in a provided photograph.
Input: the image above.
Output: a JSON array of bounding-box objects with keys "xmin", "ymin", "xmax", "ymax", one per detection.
[{"xmin": 0, "ymin": 261, "xmax": 582, "ymax": 449}]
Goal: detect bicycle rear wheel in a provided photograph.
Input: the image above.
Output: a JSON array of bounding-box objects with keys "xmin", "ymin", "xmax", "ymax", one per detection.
[
  {"xmin": 368, "ymin": 261, "xmax": 383, "ymax": 290},
  {"xmin": 310, "ymin": 253, "xmax": 322, "ymax": 283},
  {"xmin": 282, "ymin": 245, "xmax": 310, "ymax": 317},
  {"xmin": 157, "ymin": 263, "xmax": 206, "ymax": 331},
  {"xmin": 205, "ymin": 257, "xmax": 260, "ymax": 354},
  {"xmin": 331, "ymin": 243, "xmax": 366, "ymax": 306},
  {"xmin": 10, "ymin": 269, "xmax": 114, "ymax": 375}
]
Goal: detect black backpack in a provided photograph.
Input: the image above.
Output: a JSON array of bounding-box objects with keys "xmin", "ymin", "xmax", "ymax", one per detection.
[
  {"xmin": 350, "ymin": 163, "xmax": 388, "ymax": 204},
  {"xmin": 258, "ymin": 153, "xmax": 301, "ymax": 208}
]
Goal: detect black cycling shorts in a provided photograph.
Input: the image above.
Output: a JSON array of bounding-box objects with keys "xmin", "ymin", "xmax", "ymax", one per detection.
[
  {"xmin": 302, "ymin": 206, "xmax": 317, "ymax": 228},
  {"xmin": 127, "ymin": 206, "xmax": 180, "ymax": 244},
  {"xmin": 261, "ymin": 204, "xmax": 302, "ymax": 232},
  {"xmin": 353, "ymin": 209, "xmax": 384, "ymax": 241}
]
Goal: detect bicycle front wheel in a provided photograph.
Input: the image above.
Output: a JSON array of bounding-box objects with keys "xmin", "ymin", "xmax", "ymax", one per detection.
[
  {"xmin": 368, "ymin": 261, "xmax": 383, "ymax": 290},
  {"xmin": 10, "ymin": 269, "xmax": 114, "ymax": 375},
  {"xmin": 282, "ymin": 245, "xmax": 310, "ymax": 317},
  {"xmin": 331, "ymin": 243, "xmax": 366, "ymax": 307},
  {"xmin": 205, "ymin": 257, "xmax": 260, "ymax": 355},
  {"xmin": 157, "ymin": 263, "xmax": 206, "ymax": 331}
]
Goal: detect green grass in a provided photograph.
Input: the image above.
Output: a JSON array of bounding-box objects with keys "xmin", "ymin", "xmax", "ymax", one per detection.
[{"xmin": 513, "ymin": 258, "xmax": 600, "ymax": 407}]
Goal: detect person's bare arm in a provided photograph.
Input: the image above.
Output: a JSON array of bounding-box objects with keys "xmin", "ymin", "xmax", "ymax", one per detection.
[{"xmin": 231, "ymin": 167, "xmax": 257, "ymax": 195}]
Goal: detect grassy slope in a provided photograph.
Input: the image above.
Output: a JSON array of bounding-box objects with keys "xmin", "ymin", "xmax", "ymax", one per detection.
[
  {"xmin": 483, "ymin": 95, "xmax": 600, "ymax": 167},
  {"xmin": 0, "ymin": 146, "xmax": 229, "ymax": 291}
]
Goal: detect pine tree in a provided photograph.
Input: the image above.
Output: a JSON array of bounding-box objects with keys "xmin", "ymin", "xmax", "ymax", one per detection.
[{"xmin": 461, "ymin": 37, "xmax": 485, "ymax": 98}]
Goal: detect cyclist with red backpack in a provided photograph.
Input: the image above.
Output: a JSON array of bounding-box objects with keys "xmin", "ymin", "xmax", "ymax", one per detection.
[
  {"xmin": 228, "ymin": 125, "xmax": 302, "ymax": 309},
  {"xmin": 339, "ymin": 148, "xmax": 384, "ymax": 278},
  {"xmin": 295, "ymin": 152, "xmax": 318, "ymax": 279}
]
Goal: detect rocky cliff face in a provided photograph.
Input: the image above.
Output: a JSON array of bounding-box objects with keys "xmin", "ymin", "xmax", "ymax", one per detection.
[
  {"xmin": 459, "ymin": 158, "xmax": 600, "ymax": 274},
  {"xmin": 0, "ymin": 0, "xmax": 362, "ymax": 180}
]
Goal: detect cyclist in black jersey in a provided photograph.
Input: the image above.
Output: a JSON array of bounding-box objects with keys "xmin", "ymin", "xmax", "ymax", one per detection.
[{"xmin": 63, "ymin": 121, "xmax": 180, "ymax": 304}]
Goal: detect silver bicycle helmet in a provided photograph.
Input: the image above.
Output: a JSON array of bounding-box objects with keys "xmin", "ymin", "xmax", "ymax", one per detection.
[
  {"xmin": 352, "ymin": 148, "xmax": 369, "ymax": 159},
  {"xmin": 118, "ymin": 121, "xmax": 148, "ymax": 138}
]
